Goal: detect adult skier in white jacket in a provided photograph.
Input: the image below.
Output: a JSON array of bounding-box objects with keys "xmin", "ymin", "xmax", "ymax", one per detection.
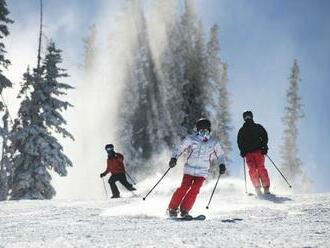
[{"xmin": 167, "ymin": 118, "xmax": 226, "ymax": 218}]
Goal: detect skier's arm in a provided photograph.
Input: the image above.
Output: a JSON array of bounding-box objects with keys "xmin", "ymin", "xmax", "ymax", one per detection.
[
  {"xmin": 214, "ymin": 142, "xmax": 226, "ymax": 174},
  {"xmin": 171, "ymin": 136, "xmax": 192, "ymax": 159},
  {"xmin": 237, "ymin": 128, "xmax": 246, "ymax": 157},
  {"xmin": 116, "ymin": 153, "xmax": 126, "ymax": 171},
  {"xmin": 259, "ymin": 125, "xmax": 268, "ymax": 146},
  {"xmin": 100, "ymin": 160, "xmax": 111, "ymax": 178},
  {"xmin": 169, "ymin": 136, "xmax": 192, "ymax": 168},
  {"xmin": 237, "ymin": 128, "xmax": 243, "ymax": 152},
  {"xmin": 258, "ymin": 124, "xmax": 268, "ymax": 154}
]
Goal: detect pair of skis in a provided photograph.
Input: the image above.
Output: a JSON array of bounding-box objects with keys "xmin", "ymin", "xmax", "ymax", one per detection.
[{"xmin": 169, "ymin": 214, "xmax": 206, "ymax": 221}]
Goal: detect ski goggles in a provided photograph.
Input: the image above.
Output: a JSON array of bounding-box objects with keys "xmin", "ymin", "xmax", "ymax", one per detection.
[
  {"xmin": 198, "ymin": 129, "xmax": 210, "ymax": 136},
  {"xmin": 106, "ymin": 147, "xmax": 114, "ymax": 152}
]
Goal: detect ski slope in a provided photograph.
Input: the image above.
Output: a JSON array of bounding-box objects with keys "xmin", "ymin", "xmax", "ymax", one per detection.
[{"xmin": 0, "ymin": 178, "xmax": 329, "ymax": 248}]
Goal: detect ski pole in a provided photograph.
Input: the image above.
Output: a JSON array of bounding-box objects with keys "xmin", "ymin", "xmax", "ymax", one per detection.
[
  {"xmin": 125, "ymin": 171, "xmax": 137, "ymax": 185},
  {"xmin": 243, "ymin": 158, "xmax": 247, "ymax": 194},
  {"xmin": 142, "ymin": 168, "xmax": 171, "ymax": 200},
  {"xmin": 266, "ymin": 154, "xmax": 292, "ymax": 188},
  {"xmin": 102, "ymin": 177, "xmax": 108, "ymax": 199},
  {"xmin": 206, "ymin": 173, "xmax": 221, "ymax": 209}
]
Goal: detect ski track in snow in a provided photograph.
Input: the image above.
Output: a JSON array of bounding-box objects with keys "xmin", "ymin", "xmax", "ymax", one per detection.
[{"xmin": 0, "ymin": 192, "xmax": 330, "ymax": 248}]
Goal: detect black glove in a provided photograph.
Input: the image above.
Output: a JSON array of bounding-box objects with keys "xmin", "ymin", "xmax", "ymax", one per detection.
[
  {"xmin": 100, "ymin": 172, "xmax": 106, "ymax": 178},
  {"xmin": 240, "ymin": 151, "xmax": 246, "ymax": 158},
  {"xmin": 261, "ymin": 146, "xmax": 268, "ymax": 155},
  {"xmin": 219, "ymin": 164, "xmax": 226, "ymax": 174},
  {"xmin": 169, "ymin": 158, "xmax": 177, "ymax": 168}
]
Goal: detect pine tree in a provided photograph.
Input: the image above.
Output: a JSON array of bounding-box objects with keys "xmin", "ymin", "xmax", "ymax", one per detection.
[
  {"xmin": 150, "ymin": 0, "xmax": 186, "ymax": 141},
  {"xmin": 180, "ymin": 0, "xmax": 207, "ymax": 133},
  {"xmin": 116, "ymin": 0, "xmax": 173, "ymax": 173},
  {"xmin": 206, "ymin": 24, "xmax": 232, "ymax": 176},
  {"xmin": 0, "ymin": 0, "xmax": 13, "ymax": 73},
  {"xmin": 280, "ymin": 59, "xmax": 310, "ymax": 190},
  {"xmin": 0, "ymin": 110, "xmax": 10, "ymax": 200},
  {"xmin": 0, "ymin": 0, "xmax": 13, "ymax": 201},
  {"xmin": 10, "ymin": 42, "xmax": 74, "ymax": 200}
]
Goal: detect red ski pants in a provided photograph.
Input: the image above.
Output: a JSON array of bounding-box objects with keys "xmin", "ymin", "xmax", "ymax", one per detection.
[
  {"xmin": 168, "ymin": 174, "xmax": 205, "ymax": 212},
  {"xmin": 245, "ymin": 150, "xmax": 270, "ymax": 188}
]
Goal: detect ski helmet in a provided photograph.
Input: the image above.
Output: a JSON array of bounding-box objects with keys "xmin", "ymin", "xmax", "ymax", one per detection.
[
  {"xmin": 105, "ymin": 144, "xmax": 114, "ymax": 152},
  {"xmin": 243, "ymin": 111, "xmax": 253, "ymax": 121},
  {"xmin": 196, "ymin": 118, "xmax": 211, "ymax": 131}
]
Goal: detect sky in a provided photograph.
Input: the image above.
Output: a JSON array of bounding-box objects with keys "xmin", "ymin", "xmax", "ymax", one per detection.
[{"xmin": 3, "ymin": 0, "xmax": 330, "ymax": 194}]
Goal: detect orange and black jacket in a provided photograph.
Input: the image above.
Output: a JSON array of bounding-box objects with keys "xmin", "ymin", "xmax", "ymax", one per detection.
[{"xmin": 103, "ymin": 153, "xmax": 126, "ymax": 175}]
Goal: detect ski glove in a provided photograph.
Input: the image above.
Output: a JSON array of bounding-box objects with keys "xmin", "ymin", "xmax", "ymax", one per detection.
[
  {"xmin": 240, "ymin": 151, "xmax": 246, "ymax": 158},
  {"xmin": 169, "ymin": 158, "xmax": 177, "ymax": 168},
  {"xmin": 219, "ymin": 164, "xmax": 226, "ymax": 174},
  {"xmin": 100, "ymin": 172, "xmax": 106, "ymax": 178}
]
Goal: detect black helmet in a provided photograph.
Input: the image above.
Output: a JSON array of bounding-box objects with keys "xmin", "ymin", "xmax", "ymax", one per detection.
[
  {"xmin": 105, "ymin": 144, "xmax": 114, "ymax": 152},
  {"xmin": 243, "ymin": 111, "xmax": 253, "ymax": 121},
  {"xmin": 196, "ymin": 118, "xmax": 211, "ymax": 131}
]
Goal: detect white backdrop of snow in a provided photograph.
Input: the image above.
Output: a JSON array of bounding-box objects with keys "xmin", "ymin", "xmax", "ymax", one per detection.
[{"xmin": 1, "ymin": 177, "xmax": 329, "ymax": 248}]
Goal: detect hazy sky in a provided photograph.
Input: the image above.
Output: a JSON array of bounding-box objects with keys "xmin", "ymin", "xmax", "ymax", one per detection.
[{"xmin": 4, "ymin": 0, "xmax": 330, "ymax": 193}]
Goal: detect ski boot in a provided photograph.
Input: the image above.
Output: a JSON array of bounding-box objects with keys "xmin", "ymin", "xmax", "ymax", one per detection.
[
  {"xmin": 255, "ymin": 186, "xmax": 262, "ymax": 196},
  {"xmin": 167, "ymin": 208, "xmax": 178, "ymax": 218},
  {"xmin": 180, "ymin": 209, "xmax": 189, "ymax": 218},
  {"xmin": 263, "ymin": 186, "xmax": 270, "ymax": 194},
  {"xmin": 111, "ymin": 194, "xmax": 120, "ymax": 199},
  {"xmin": 128, "ymin": 186, "xmax": 137, "ymax": 191}
]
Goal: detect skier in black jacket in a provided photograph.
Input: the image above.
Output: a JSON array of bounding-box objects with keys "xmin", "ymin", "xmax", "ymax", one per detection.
[{"xmin": 237, "ymin": 111, "xmax": 270, "ymax": 195}]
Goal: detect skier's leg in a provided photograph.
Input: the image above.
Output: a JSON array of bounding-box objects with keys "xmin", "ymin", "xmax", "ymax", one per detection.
[
  {"xmin": 168, "ymin": 174, "xmax": 193, "ymax": 210},
  {"xmin": 118, "ymin": 173, "xmax": 135, "ymax": 191},
  {"xmin": 109, "ymin": 175, "xmax": 120, "ymax": 197},
  {"xmin": 246, "ymin": 152, "xmax": 261, "ymax": 187},
  {"xmin": 255, "ymin": 151, "xmax": 270, "ymax": 188},
  {"xmin": 180, "ymin": 176, "xmax": 205, "ymax": 213}
]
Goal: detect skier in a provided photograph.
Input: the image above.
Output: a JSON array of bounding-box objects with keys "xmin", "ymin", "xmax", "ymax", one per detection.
[
  {"xmin": 237, "ymin": 111, "xmax": 271, "ymax": 195},
  {"xmin": 100, "ymin": 144, "xmax": 136, "ymax": 198},
  {"xmin": 167, "ymin": 118, "xmax": 226, "ymax": 218}
]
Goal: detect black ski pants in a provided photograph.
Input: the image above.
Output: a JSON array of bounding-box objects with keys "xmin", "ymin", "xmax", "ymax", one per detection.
[{"xmin": 108, "ymin": 173, "xmax": 133, "ymax": 197}]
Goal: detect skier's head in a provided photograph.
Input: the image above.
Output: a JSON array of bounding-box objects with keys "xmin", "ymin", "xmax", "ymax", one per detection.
[
  {"xmin": 196, "ymin": 118, "xmax": 211, "ymax": 141},
  {"xmin": 105, "ymin": 144, "xmax": 115, "ymax": 156},
  {"xmin": 243, "ymin": 111, "xmax": 253, "ymax": 122},
  {"xmin": 196, "ymin": 118, "xmax": 211, "ymax": 132}
]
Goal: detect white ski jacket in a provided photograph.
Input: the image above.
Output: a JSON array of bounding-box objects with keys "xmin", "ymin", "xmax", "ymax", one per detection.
[{"xmin": 172, "ymin": 133, "xmax": 226, "ymax": 178}]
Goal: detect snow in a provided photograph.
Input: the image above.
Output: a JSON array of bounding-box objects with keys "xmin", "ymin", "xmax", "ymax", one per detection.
[{"xmin": 1, "ymin": 178, "xmax": 330, "ymax": 248}]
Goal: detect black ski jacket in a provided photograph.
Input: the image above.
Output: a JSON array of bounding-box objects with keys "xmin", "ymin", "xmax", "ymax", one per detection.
[{"xmin": 237, "ymin": 120, "xmax": 268, "ymax": 156}]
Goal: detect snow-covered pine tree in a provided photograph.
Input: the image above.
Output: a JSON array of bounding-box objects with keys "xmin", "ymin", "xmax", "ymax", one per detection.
[
  {"xmin": 180, "ymin": 0, "xmax": 207, "ymax": 133},
  {"xmin": 0, "ymin": 0, "xmax": 13, "ymax": 73},
  {"xmin": 117, "ymin": 1, "xmax": 154, "ymax": 170},
  {"xmin": 149, "ymin": 0, "xmax": 186, "ymax": 141},
  {"xmin": 206, "ymin": 24, "xmax": 232, "ymax": 176},
  {"xmin": 0, "ymin": 0, "xmax": 13, "ymax": 201},
  {"xmin": 10, "ymin": 42, "xmax": 74, "ymax": 200},
  {"xmin": 280, "ymin": 59, "xmax": 310, "ymax": 190},
  {"xmin": 116, "ymin": 0, "xmax": 173, "ymax": 173},
  {"xmin": 0, "ymin": 110, "xmax": 11, "ymax": 200},
  {"xmin": 9, "ymin": 68, "xmax": 48, "ymax": 199}
]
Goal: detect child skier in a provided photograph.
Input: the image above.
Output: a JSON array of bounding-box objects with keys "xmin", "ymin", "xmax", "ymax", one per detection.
[
  {"xmin": 237, "ymin": 111, "xmax": 271, "ymax": 195},
  {"xmin": 167, "ymin": 118, "xmax": 226, "ymax": 218},
  {"xmin": 100, "ymin": 144, "xmax": 136, "ymax": 198}
]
